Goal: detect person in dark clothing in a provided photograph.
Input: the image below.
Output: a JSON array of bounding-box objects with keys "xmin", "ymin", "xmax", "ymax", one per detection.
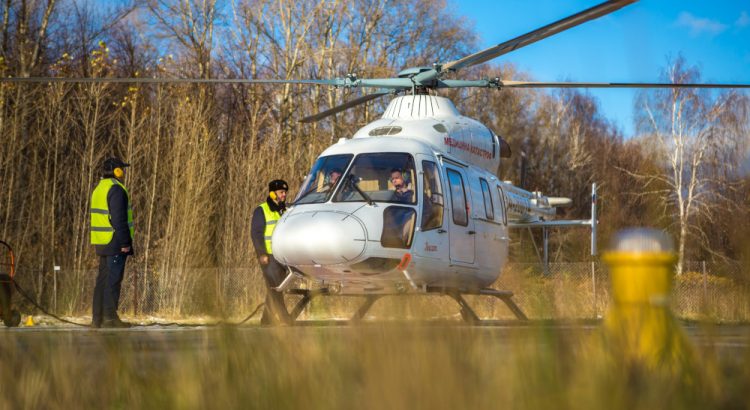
[
  {"xmin": 90, "ymin": 157, "xmax": 134, "ymax": 328},
  {"xmin": 251, "ymin": 179, "xmax": 293, "ymax": 325}
]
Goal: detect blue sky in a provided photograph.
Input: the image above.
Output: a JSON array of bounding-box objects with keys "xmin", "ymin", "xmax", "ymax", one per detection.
[{"xmin": 453, "ymin": 0, "xmax": 750, "ymax": 138}]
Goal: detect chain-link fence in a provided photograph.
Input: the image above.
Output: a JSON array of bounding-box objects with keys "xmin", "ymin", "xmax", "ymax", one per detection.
[
  {"xmin": 493, "ymin": 261, "xmax": 750, "ymax": 321},
  {"xmin": 10, "ymin": 261, "xmax": 750, "ymax": 322},
  {"xmin": 11, "ymin": 264, "xmax": 267, "ymax": 319}
]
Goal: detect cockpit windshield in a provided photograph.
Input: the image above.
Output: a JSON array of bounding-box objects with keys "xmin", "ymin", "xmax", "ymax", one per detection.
[
  {"xmin": 294, "ymin": 154, "xmax": 353, "ymax": 204},
  {"xmin": 334, "ymin": 153, "xmax": 417, "ymax": 204}
]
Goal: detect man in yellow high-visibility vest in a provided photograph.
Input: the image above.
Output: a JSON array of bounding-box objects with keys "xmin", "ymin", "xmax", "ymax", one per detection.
[
  {"xmin": 90, "ymin": 157, "xmax": 134, "ymax": 328},
  {"xmin": 251, "ymin": 179, "xmax": 292, "ymax": 325}
]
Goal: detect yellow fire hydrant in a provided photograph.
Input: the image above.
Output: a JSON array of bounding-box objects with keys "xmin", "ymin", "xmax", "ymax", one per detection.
[{"xmin": 601, "ymin": 228, "xmax": 697, "ymax": 378}]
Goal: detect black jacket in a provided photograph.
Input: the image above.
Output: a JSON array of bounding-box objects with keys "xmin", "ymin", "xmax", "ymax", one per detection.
[
  {"xmin": 95, "ymin": 181, "xmax": 134, "ymax": 256},
  {"xmin": 251, "ymin": 197, "xmax": 285, "ymax": 258}
]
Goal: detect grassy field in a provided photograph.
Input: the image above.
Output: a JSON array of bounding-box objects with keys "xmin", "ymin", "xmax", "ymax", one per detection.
[{"xmin": 1, "ymin": 323, "xmax": 749, "ymax": 409}]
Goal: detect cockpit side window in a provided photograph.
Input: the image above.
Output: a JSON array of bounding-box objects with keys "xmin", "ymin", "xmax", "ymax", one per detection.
[
  {"xmin": 334, "ymin": 153, "xmax": 417, "ymax": 204},
  {"xmin": 294, "ymin": 154, "xmax": 353, "ymax": 205},
  {"xmin": 421, "ymin": 161, "xmax": 444, "ymax": 231}
]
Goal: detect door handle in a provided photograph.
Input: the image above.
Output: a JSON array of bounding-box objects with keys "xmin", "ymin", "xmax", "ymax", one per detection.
[
  {"xmin": 467, "ymin": 230, "xmax": 476, "ymax": 235},
  {"xmin": 437, "ymin": 229, "xmax": 447, "ymax": 234}
]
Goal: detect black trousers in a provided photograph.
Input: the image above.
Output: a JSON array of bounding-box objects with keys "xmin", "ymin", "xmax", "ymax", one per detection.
[
  {"xmin": 260, "ymin": 256, "xmax": 292, "ymax": 325},
  {"xmin": 92, "ymin": 254, "xmax": 128, "ymax": 325}
]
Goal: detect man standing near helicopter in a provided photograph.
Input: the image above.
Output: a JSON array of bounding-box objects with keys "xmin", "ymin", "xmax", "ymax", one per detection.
[
  {"xmin": 90, "ymin": 157, "xmax": 134, "ymax": 328},
  {"xmin": 251, "ymin": 179, "xmax": 293, "ymax": 325}
]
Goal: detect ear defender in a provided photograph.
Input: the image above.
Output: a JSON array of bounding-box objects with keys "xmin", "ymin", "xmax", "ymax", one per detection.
[
  {"xmin": 113, "ymin": 167, "xmax": 124, "ymax": 178},
  {"xmin": 270, "ymin": 191, "xmax": 277, "ymax": 200}
]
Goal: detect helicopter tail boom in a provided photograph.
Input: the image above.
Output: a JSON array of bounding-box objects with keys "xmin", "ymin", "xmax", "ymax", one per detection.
[{"xmin": 506, "ymin": 183, "xmax": 599, "ymax": 256}]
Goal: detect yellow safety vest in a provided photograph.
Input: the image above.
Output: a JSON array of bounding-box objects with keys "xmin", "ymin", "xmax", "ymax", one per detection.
[
  {"xmin": 90, "ymin": 178, "xmax": 134, "ymax": 245},
  {"xmin": 260, "ymin": 202, "xmax": 280, "ymax": 254}
]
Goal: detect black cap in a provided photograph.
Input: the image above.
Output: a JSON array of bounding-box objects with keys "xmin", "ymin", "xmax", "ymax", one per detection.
[
  {"xmin": 269, "ymin": 179, "xmax": 288, "ymax": 192},
  {"xmin": 102, "ymin": 157, "xmax": 130, "ymax": 172}
]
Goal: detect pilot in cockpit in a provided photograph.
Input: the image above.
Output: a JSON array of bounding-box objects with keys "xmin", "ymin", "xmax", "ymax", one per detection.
[
  {"xmin": 328, "ymin": 168, "xmax": 342, "ymax": 187},
  {"xmin": 390, "ymin": 168, "xmax": 414, "ymax": 203},
  {"xmin": 321, "ymin": 168, "xmax": 342, "ymax": 193}
]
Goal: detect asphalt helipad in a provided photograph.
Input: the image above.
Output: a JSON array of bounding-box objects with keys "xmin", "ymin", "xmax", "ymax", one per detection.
[{"xmin": 2, "ymin": 320, "xmax": 749, "ymax": 356}]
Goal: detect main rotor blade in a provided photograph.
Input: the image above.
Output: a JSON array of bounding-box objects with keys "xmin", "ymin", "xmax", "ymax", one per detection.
[
  {"xmin": 299, "ymin": 91, "xmax": 390, "ymax": 123},
  {"xmin": 442, "ymin": 0, "xmax": 637, "ymax": 73},
  {"xmin": 0, "ymin": 77, "xmax": 347, "ymax": 85},
  {"xmin": 497, "ymin": 80, "xmax": 750, "ymax": 89},
  {"xmin": 0, "ymin": 76, "xmax": 420, "ymax": 90}
]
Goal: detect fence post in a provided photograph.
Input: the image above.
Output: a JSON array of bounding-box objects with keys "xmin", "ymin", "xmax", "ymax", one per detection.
[
  {"xmin": 591, "ymin": 260, "xmax": 597, "ymax": 318},
  {"xmin": 53, "ymin": 265, "xmax": 60, "ymax": 312},
  {"xmin": 217, "ymin": 268, "xmax": 222, "ymax": 314},
  {"xmin": 132, "ymin": 267, "xmax": 139, "ymax": 316},
  {"xmin": 702, "ymin": 260, "xmax": 707, "ymax": 314}
]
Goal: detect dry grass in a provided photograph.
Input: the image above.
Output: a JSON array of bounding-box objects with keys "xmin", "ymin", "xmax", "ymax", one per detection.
[{"xmin": 0, "ymin": 324, "xmax": 749, "ymax": 409}]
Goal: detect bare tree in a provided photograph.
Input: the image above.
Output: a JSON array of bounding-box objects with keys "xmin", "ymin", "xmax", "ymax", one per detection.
[
  {"xmin": 634, "ymin": 56, "xmax": 750, "ymax": 274},
  {"xmin": 1, "ymin": 0, "xmax": 58, "ymax": 76},
  {"xmin": 147, "ymin": 0, "xmax": 221, "ymax": 79}
]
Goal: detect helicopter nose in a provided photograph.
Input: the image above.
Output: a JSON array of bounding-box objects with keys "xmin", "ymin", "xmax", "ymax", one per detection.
[{"xmin": 272, "ymin": 211, "xmax": 368, "ymax": 266}]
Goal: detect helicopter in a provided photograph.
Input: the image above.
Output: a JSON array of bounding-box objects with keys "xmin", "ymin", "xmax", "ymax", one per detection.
[
  {"xmin": 258, "ymin": 0, "xmax": 750, "ymax": 322},
  {"xmin": 253, "ymin": 0, "xmax": 750, "ymax": 323},
  {"xmin": 270, "ymin": 93, "xmax": 596, "ymax": 322}
]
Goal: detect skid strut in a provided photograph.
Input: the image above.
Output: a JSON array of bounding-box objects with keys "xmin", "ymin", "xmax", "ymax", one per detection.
[
  {"xmin": 352, "ymin": 295, "xmax": 384, "ymax": 321},
  {"xmin": 287, "ymin": 288, "xmax": 328, "ymax": 319},
  {"xmin": 440, "ymin": 288, "xmax": 527, "ymax": 322}
]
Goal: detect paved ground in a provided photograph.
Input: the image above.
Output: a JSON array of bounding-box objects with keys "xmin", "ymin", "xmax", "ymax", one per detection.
[{"xmin": 2, "ymin": 320, "xmax": 749, "ymax": 355}]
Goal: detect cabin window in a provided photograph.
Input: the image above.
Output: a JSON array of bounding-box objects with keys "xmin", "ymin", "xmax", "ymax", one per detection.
[
  {"xmin": 294, "ymin": 154, "xmax": 353, "ymax": 205},
  {"xmin": 381, "ymin": 206, "xmax": 416, "ymax": 249},
  {"xmin": 496, "ymin": 186, "xmax": 508, "ymax": 225},
  {"xmin": 334, "ymin": 153, "xmax": 416, "ymax": 204},
  {"xmin": 446, "ymin": 169, "xmax": 468, "ymax": 226},
  {"xmin": 421, "ymin": 161, "xmax": 444, "ymax": 231},
  {"xmin": 480, "ymin": 178, "xmax": 494, "ymax": 220}
]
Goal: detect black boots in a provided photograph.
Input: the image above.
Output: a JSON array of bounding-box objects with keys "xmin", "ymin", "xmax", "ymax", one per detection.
[{"xmin": 100, "ymin": 317, "xmax": 132, "ymax": 328}]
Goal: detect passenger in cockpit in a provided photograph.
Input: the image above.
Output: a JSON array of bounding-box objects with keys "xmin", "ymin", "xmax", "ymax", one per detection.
[{"xmin": 390, "ymin": 168, "xmax": 414, "ymax": 203}]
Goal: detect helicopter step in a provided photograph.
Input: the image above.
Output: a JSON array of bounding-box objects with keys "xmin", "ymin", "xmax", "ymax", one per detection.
[{"xmin": 283, "ymin": 286, "xmax": 527, "ymax": 324}]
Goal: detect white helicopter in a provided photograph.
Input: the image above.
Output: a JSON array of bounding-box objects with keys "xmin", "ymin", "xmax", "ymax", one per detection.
[
  {"xmin": 256, "ymin": 0, "xmax": 748, "ymax": 322},
  {"xmin": 272, "ymin": 93, "xmax": 593, "ymax": 321}
]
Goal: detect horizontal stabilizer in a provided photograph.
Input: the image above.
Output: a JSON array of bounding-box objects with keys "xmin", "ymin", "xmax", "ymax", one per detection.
[{"xmin": 508, "ymin": 219, "xmax": 593, "ymax": 228}]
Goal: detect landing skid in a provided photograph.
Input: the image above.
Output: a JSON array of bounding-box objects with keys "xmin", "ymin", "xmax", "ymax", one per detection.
[{"xmin": 284, "ymin": 286, "xmax": 527, "ymax": 324}]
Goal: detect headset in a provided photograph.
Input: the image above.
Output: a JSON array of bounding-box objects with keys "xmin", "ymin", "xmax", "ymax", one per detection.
[
  {"xmin": 113, "ymin": 167, "xmax": 125, "ymax": 179},
  {"xmin": 269, "ymin": 191, "xmax": 277, "ymax": 201}
]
